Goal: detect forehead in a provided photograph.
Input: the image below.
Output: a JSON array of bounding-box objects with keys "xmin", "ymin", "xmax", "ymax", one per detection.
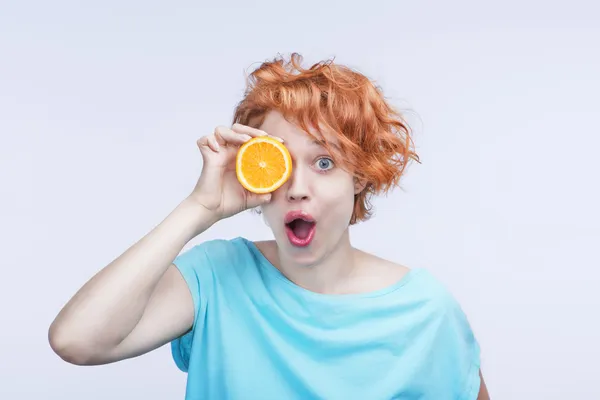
[{"xmin": 258, "ymin": 110, "xmax": 338, "ymax": 151}]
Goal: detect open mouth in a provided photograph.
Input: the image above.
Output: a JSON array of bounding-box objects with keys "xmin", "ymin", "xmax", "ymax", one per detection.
[{"xmin": 284, "ymin": 211, "xmax": 316, "ymax": 247}]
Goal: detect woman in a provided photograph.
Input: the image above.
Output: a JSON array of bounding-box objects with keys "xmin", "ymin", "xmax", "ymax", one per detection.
[{"xmin": 49, "ymin": 53, "xmax": 489, "ymax": 399}]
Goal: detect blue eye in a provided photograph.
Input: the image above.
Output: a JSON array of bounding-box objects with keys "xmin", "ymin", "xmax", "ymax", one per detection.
[{"xmin": 315, "ymin": 157, "xmax": 334, "ymax": 171}]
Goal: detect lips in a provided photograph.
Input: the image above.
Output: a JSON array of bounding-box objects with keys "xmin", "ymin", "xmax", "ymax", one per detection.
[{"xmin": 284, "ymin": 210, "xmax": 316, "ymax": 247}]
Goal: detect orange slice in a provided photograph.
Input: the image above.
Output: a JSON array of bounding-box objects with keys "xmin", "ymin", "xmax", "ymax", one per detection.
[{"xmin": 236, "ymin": 136, "xmax": 292, "ymax": 194}]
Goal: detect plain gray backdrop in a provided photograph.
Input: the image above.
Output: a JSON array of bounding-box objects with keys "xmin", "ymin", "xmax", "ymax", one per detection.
[{"xmin": 1, "ymin": 1, "xmax": 599, "ymax": 399}]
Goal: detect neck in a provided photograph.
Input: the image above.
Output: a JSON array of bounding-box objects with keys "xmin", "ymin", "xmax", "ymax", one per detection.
[{"xmin": 276, "ymin": 229, "xmax": 360, "ymax": 294}]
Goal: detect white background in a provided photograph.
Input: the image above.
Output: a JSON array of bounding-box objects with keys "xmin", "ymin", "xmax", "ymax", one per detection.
[{"xmin": 1, "ymin": 1, "xmax": 599, "ymax": 399}]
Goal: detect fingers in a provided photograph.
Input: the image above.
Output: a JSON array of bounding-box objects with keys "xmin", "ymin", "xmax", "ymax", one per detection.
[
  {"xmin": 197, "ymin": 135, "xmax": 222, "ymax": 153},
  {"xmin": 197, "ymin": 123, "xmax": 284, "ymax": 155},
  {"xmin": 197, "ymin": 127, "xmax": 249, "ymax": 154},
  {"xmin": 231, "ymin": 123, "xmax": 284, "ymax": 142},
  {"xmin": 214, "ymin": 126, "xmax": 252, "ymax": 146}
]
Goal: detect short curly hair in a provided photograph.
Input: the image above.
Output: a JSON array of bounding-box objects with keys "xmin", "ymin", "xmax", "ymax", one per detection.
[{"xmin": 232, "ymin": 53, "xmax": 420, "ymax": 224}]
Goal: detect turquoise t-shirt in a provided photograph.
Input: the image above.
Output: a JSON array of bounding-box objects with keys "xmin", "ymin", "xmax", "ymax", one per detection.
[{"xmin": 170, "ymin": 237, "xmax": 481, "ymax": 399}]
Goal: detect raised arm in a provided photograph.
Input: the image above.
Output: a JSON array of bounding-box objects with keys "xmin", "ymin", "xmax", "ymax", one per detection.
[{"xmin": 48, "ymin": 125, "xmax": 277, "ymax": 365}]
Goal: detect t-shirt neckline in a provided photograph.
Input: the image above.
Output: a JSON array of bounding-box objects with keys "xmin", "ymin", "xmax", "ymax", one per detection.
[{"xmin": 238, "ymin": 236, "xmax": 421, "ymax": 302}]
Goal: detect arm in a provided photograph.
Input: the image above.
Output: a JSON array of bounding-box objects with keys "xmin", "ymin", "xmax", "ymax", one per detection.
[
  {"xmin": 48, "ymin": 125, "xmax": 278, "ymax": 366},
  {"xmin": 478, "ymin": 370, "xmax": 490, "ymax": 400},
  {"xmin": 48, "ymin": 198, "xmax": 216, "ymax": 365}
]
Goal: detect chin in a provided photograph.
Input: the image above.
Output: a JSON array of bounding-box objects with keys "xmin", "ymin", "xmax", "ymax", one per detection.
[{"xmin": 275, "ymin": 233, "xmax": 323, "ymax": 267}]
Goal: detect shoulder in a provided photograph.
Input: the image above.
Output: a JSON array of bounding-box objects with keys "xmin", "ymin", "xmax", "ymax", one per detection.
[
  {"xmin": 407, "ymin": 267, "xmax": 466, "ymax": 313},
  {"xmin": 178, "ymin": 236, "xmax": 255, "ymax": 264},
  {"xmin": 352, "ymin": 251, "xmax": 412, "ymax": 293},
  {"xmin": 172, "ymin": 236, "xmax": 267, "ymax": 303},
  {"xmin": 355, "ymin": 250, "xmax": 454, "ymax": 302},
  {"xmin": 173, "ymin": 236, "xmax": 262, "ymax": 284},
  {"xmin": 365, "ymin": 257, "xmax": 482, "ymax": 396},
  {"xmin": 369, "ymin": 256, "xmax": 468, "ymax": 319},
  {"xmin": 406, "ymin": 268, "xmax": 479, "ymax": 348}
]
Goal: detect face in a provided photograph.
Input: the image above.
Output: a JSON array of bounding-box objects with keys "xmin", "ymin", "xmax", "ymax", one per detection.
[{"xmin": 258, "ymin": 110, "xmax": 364, "ymax": 267}]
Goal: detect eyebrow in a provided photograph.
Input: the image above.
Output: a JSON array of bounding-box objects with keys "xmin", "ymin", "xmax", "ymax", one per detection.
[{"xmin": 311, "ymin": 138, "xmax": 341, "ymax": 152}]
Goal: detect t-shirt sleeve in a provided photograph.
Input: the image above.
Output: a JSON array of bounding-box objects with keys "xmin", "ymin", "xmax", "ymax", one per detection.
[
  {"xmin": 169, "ymin": 240, "xmax": 220, "ymax": 372},
  {"xmin": 432, "ymin": 290, "xmax": 482, "ymax": 399}
]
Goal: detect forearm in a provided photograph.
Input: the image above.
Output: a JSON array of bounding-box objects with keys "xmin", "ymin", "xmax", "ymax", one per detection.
[
  {"xmin": 477, "ymin": 371, "xmax": 490, "ymax": 400},
  {"xmin": 49, "ymin": 197, "xmax": 216, "ymax": 353}
]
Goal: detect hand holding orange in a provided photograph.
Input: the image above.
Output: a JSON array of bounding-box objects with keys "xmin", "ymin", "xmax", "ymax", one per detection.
[{"xmin": 188, "ymin": 124, "xmax": 290, "ymax": 222}]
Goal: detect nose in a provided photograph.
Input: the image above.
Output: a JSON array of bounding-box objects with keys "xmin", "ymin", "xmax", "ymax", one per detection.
[{"xmin": 285, "ymin": 165, "xmax": 310, "ymax": 202}]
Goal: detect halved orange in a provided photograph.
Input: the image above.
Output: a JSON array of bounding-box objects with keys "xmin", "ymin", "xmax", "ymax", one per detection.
[{"xmin": 236, "ymin": 136, "xmax": 292, "ymax": 194}]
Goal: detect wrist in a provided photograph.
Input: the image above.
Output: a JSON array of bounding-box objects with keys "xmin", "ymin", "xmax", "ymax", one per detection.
[{"xmin": 178, "ymin": 196, "xmax": 220, "ymax": 235}]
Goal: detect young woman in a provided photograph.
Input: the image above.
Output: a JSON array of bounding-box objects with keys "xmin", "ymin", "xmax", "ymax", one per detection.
[{"xmin": 49, "ymin": 54, "xmax": 489, "ymax": 399}]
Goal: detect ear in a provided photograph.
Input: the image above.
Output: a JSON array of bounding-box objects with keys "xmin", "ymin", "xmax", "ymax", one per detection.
[{"xmin": 353, "ymin": 177, "xmax": 367, "ymax": 195}]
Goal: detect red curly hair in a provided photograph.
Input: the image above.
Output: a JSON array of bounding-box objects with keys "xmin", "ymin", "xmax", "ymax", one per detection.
[{"xmin": 233, "ymin": 53, "xmax": 420, "ymax": 224}]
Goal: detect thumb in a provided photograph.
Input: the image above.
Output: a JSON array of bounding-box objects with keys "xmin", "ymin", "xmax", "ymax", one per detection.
[{"xmin": 246, "ymin": 192, "xmax": 272, "ymax": 208}]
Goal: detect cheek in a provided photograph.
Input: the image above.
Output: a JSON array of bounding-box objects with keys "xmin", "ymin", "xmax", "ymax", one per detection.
[
  {"xmin": 320, "ymin": 174, "xmax": 354, "ymax": 199},
  {"xmin": 317, "ymin": 178, "xmax": 356, "ymax": 216}
]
